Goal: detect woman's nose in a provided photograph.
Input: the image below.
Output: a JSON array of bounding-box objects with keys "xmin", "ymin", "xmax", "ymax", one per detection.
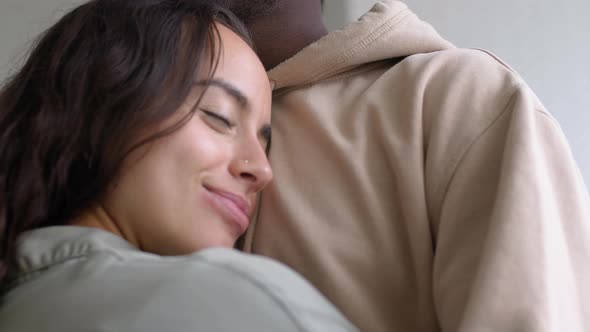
[{"xmin": 231, "ymin": 146, "xmax": 273, "ymax": 193}]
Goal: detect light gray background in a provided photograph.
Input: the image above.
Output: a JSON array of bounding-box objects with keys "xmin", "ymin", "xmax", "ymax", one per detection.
[
  {"xmin": 1, "ymin": 0, "xmax": 588, "ymax": 184},
  {"xmin": 0, "ymin": 1, "xmax": 82, "ymax": 76},
  {"xmin": 324, "ymin": 0, "xmax": 590, "ymax": 185}
]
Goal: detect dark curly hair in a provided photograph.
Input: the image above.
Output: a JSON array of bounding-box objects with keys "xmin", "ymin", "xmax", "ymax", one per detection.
[{"xmin": 0, "ymin": 0, "xmax": 252, "ymax": 284}]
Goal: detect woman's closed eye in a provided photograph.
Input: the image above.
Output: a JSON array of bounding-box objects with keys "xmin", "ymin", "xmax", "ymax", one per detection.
[{"xmin": 200, "ymin": 109, "xmax": 235, "ymax": 130}]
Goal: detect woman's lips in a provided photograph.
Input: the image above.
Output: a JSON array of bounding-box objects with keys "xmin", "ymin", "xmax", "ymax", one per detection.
[{"xmin": 203, "ymin": 186, "xmax": 252, "ymax": 235}]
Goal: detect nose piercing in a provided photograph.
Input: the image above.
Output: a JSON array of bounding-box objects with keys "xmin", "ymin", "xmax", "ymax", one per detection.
[{"xmin": 242, "ymin": 159, "xmax": 249, "ymax": 164}]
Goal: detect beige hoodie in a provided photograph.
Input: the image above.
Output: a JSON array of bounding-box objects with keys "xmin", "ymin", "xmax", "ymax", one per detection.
[{"xmin": 244, "ymin": 1, "xmax": 590, "ymax": 331}]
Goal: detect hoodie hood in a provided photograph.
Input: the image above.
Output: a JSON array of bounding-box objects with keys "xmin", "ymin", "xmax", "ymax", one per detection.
[{"xmin": 268, "ymin": 0, "xmax": 454, "ymax": 90}]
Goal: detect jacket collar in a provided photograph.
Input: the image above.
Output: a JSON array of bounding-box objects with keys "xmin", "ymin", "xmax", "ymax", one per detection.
[{"xmin": 11, "ymin": 226, "xmax": 135, "ymax": 281}]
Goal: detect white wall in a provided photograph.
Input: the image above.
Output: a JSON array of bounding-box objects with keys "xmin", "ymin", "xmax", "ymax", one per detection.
[
  {"xmin": 0, "ymin": 0, "xmax": 84, "ymax": 78},
  {"xmin": 324, "ymin": 0, "xmax": 590, "ymax": 185}
]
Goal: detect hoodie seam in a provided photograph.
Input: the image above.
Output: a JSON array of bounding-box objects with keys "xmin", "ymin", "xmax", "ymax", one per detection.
[
  {"xmin": 434, "ymin": 84, "xmax": 523, "ymax": 226},
  {"xmin": 272, "ymin": 59, "xmax": 396, "ymax": 97},
  {"xmin": 304, "ymin": 9, "xmax": 414, "ymax": 84}
]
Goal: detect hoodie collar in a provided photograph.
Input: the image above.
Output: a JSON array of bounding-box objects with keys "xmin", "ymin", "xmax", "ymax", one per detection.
[{"xmin": 268, "ymin": 0, "xmax": 454, "ymax": 90}]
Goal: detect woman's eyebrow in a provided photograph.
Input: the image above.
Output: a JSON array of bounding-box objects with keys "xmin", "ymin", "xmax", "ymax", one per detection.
[
  {"xmin": 195, "ymin": 78, "xmax": 271, "ymax": 146},
  {"xmin": 194, "ymin": 79, "xmax": 248, "ymax": 109}
]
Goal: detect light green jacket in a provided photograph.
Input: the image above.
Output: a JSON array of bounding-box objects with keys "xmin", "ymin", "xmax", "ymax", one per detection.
[{"xmin": 0, "ymin": 226, "xmax": 358, "ymax": 331}]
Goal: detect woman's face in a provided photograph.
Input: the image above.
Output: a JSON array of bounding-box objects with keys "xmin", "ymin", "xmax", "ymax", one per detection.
[{"xmin": 102, "ymin": 25, "xmax": 273, "ymax": 255}]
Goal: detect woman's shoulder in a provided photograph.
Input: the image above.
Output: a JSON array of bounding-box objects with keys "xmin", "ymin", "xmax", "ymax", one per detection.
[
  {"xmin": 2, "ymin": 229, "xmax": 357, "ymax": 331},
  {"xmin": 87, "ymin": 248, "xmax": 358, "ymax": 331},
  {"xmin": 9, "ymin": 226, "xmax": 312, "ymax": 293},
  {"xmin": 113, "ymin": 248, "xmax": 347, "ymax": 320},
  {"xmin": 103, "ymin": 245, "xmax": 312, "ymax": 291}
]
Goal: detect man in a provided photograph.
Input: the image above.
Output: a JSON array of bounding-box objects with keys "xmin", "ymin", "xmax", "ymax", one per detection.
[{"xmin": 219, "ymin": 0, "xmax": 590, "ymax": 331}]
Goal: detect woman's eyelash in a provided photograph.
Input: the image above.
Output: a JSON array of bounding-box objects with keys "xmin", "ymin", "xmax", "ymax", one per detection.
[{"xmin": 201, "ymin": 110, "xmax": 233, "ymax": 128}]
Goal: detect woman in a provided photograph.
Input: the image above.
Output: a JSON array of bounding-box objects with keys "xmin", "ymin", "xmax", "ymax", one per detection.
[{"xmin": 0, "ymin": 1, "xmax": 357, "ymax": 331}]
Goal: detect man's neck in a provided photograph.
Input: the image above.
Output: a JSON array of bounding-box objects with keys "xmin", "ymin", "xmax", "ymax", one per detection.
[{"xmin": 247, "ymin": 6, "xmax": 328, "ymax": 70}]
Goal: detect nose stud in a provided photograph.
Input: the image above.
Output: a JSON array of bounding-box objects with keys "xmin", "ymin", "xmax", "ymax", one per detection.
[{"xmin": 241, "ymin": 159, "xmax": 249, "ymax": 164}]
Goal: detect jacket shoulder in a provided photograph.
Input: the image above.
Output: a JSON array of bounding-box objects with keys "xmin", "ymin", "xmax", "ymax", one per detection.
[{"xmin": 0, "ymin": 248, "xmax": 357, "ymax": 331}]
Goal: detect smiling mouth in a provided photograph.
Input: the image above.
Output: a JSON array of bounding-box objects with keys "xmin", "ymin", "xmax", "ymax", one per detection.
[{"xmin": 203, "ymin": 186, "xmax": 251, "ymax": 235}]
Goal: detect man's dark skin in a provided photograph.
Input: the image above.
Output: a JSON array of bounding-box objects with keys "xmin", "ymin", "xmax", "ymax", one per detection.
[{"xmin": 217, "ymin": 0, "xmax": 328, "ymax": 70}]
